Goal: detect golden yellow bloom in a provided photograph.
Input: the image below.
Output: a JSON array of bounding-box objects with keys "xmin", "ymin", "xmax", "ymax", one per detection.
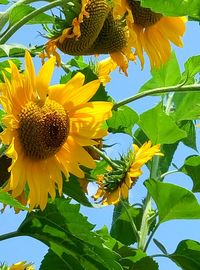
[
  {"xmin": 9, "ymin": 261, "xmax": 34, "ymax": 270},
  {"xmin": 113, "ymin": 0, "xmax": 186, "ymax": 69},
  {"xmin": 94, "ymin": 141, "xmax": 163, "ymax": 205},
  {"xmin": 0, "ymin": 51, "xmax": 112, "ymax": 210}
]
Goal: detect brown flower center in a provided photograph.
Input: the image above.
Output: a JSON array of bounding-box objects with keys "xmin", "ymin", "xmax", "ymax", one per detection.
[
  {"xmin": 18, "ymin": 99, "xmax": 69, "ymax": 160},
  {"xmin": 127, "ymin": 0, "xmax": 162, "ymax": 27}
]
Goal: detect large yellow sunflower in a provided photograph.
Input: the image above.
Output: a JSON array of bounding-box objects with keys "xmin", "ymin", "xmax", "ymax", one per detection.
[
  {"xmin": 0, "ymin": 51, "xmax": 112, "ymax": 210},
  {"xmin": 113, "ymin": 0, "xmax": 186, "ymax": 69},
  {"xmin": 94, "ymin": 141, "xmax": 163, "ymax": 205}
]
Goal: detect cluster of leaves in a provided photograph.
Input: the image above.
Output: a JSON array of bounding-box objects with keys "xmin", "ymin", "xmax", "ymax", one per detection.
[{"xmin": 0, "ymin": 0, "xmax": 200, "ymax": 270}]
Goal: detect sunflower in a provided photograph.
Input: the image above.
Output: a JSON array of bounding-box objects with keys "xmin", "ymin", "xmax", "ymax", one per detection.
[
  {"xmin": 93, "ymin": 141, "xmax": 163, "ymax": 205},
  {"xmin": 0, "ymin": 51, "xmax": 112, "ymax": 210},
  {"xmin": 113, "ymin": 0, "xmax": 186, "ymax": 69},
  {"xmin": 8, "ymin": 261, "xmax": 34, "ymax": 270},
  {"xmin": 42, "ymin": 0, "xmax": 135, "ymax": 76}
]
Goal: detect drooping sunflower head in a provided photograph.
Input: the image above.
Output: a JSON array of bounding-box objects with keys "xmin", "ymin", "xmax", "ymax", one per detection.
[
  {"xmin": 94, "ymin": 141, "xmax": 163, "ymax": 205},
  {"xmin": 42, "ymin": 0, "xmax": 134, "ymax": 75},
  {"xmin": 0, "ymin": 51, "xmax": 113, "ymax": 210},
  {"xmin": 112, "ymin": 0, "xmax": 186, "ymax": 69}
]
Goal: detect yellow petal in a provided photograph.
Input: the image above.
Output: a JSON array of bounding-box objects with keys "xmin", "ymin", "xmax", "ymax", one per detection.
[
  {"xmin": 48, "ymin": 72, "xmax": 85, "ymax": 105},
  {"xmin": 36, "ymin": 56, "xmax": 55, "ymax": 100}
]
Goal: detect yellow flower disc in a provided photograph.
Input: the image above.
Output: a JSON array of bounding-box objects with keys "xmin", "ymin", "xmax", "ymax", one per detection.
[
  {"xmin": 19, "ymin": 99, "xmax": 69, "ymax": 160},
  {"xmin": 127, "ymin": 0, "xmax": 162, "ymax": 27},
  {"xmin": 57, "ymin": 0, "xmax": 110, "ymax": 55}
]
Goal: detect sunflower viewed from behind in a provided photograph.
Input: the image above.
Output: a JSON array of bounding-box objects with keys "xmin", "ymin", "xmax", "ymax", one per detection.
[
  {"xmin": 113, "ymin": 0, "xmax": 186, "ymax": 69},
  {"xmin": 0, "ymin": 51, "xmax": 112, "ymax": 210}
]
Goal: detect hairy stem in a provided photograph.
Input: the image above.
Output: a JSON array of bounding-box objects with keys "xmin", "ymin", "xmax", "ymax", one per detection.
[
  {"xmin": 0, "ymin": 230, "xmax": 20, "ymax": 241},
  {"xmin": 138, "ymin": 156, "xmax": 160, "ymax": 250},
  {"xmin": 113, "ymin": 84, "xmax": 200, "ymax": 110},
  {"xmin": 89, "ymin": 146, "xmax": 120, "ymax": 170}
]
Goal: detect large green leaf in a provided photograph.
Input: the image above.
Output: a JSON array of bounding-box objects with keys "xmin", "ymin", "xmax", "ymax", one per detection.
[
  {"xmin": 18, "ymin": 198, "xmax": 122, "ymax": 270},
  {"xmin": 0, "ymin": 44, "xmax": 43, "ymax": 58},
  {"xmin": 181, "ymin": 155, "xmax": 200, "ymax": 192},
  {"xmin": 182, "ymin": 55, "xmax": 200, "ymax": 84},
  {"xmin": 0, "ymin": 189, "xmax": 28, "ymax": 211},
  {"xmin": 62, "ymin": 175, "xmax": 93, "ymax": 207},
  {"xmin": 173, "ymin": 91, "xmax": 200, "ymax": 121},
  {"xmin": 180, "ymin": 121, "xmax": 197, "ymax": 151},
  {"xmin": 110, "ymin": 202, "xmax": 142, "ymax": 245},
  {"xmin": 141, "ymin": 0, "xmax": 200, "ymax": 16},
  {"xmin": 145, "ymin": 179, "xmax": 200, "ymax": 223},
  {"xmin": 0, "ymin": 0, "xmax": 9, "ymax": 4},
  {"xmin": 159, "ymin": 143, "xmax": 179, "ymax": 175},
  {"xmin": 139, "ymin": 103, "xmax": 186, "ymax": 144},
  {"xmin": 140, "ymin": 52, "xmax": 181, "ymax": 92},
  {"xmin": 9, "ymin": 4, "xmax": 54, "ymax": 26},
  {"xmin": 130, "ymin": 257, "xmax": 159, "ymax": 270},
  {"xmin": 107, "ymin": 106, "xmax": 139, "ymax": 136},
  {"xmin": 170, "ymin": 240, "xmax": 200, "ymax": 270}
]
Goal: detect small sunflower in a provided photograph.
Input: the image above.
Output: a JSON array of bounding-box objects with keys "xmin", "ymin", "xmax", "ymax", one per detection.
[
  {"xmin": 93, "ymin": 141, "xmax": 163, "ymax": 205},
  {"xmin": 0, "ymin": 51, "xmax": 112, "ymax": 210},
  {"xmin": 113, "ymin": 0, "xmax": 186, "ymax": 69},
  {"xmin": 8, "ymin": 261, "xmax": 34, "ymax": 270}
]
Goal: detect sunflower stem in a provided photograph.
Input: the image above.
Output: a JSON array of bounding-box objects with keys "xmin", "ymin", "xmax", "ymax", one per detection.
[
  {"xmin": 0, "ymin": 230, "xmax": 19, "ymax": 241},
  {"xmin": 0, "ymin": 0, "xmax": 63, "ymax": 44},
  {"xmin": 89, "ymin": 146, "xmax": 120, "ymax": 170},
  {"xmin": 121, "ymin": 200, "xmax": 140, "ymax": 243},
  {"xmin": 138, "ymin": 155, "xmax": 160, "ymax": 251},
  {"xmin": 160, "ymin": 169, "xmax": 180, "ymax": 180},
  {"xmin": 113, "ymin": 84, "xmax": 200, "ymax": 110}
]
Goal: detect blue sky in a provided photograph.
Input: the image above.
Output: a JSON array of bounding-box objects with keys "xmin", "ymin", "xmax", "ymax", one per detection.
[{"xmin": 0, "ymin": 5, "xmax": 200, "ymax": 269}]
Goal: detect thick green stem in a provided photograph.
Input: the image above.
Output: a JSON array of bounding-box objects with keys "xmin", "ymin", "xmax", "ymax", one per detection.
[
  {"xmin": 89, "ymin": 146, "xmax": 120, "ymax": 170},
  {"xmin": 113, "ymin": 84, "xmax": 200, "ymax": 110},
  {"xmin": 0, "ymin": 230, "xmax": 20, "ymax": 241},
  {"xmin": 138, "ymin": 156, "xmax": 160, "ymax": 250},
  {"xmin": 0, "ymin": 0, "xmax": 63, "ymax": 44}
]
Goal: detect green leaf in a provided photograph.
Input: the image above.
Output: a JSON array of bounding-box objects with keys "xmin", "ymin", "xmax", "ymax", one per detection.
[
  {"xmin": 19, "ymin": 198, "xmax": 122, "ymax": 270},
  {"xmin": 153, "ymin": 239, "xmax": 168, "ymax": 255},
  {"xmin": 145, "ymin": 179, "xmax": 200, "ymax": 223},
  {"xmin": 182, "ymin": 55, "xmax": 200, "ymax": 84},
  {"xmin": 0, "ymin": 0, "xmax": 9, "ymax": 4},
  {"xmin": 173, "ymin": 91, "xmax": 200, "ymax": 121},
  {"xmin": 9, "ymin": 4, "xmax": 54, "ymax": 26},
  {"xmin": 139, "ymin": 103, "xmax": 186, "ymax": 144},
  {"xmin": 159, "ymin": 143, "xmax": 179, "ymax": 175},
  {"xmin": 62, "ymin": 175, "xmax": 93, "ymax": 207},
  {"xmin": 110, "ymin": 202, "xmax": 142, "ymax": 245},
  {"xmin": 170, "ymin": 240, "xmax": 200, "ymax": 270},
  {"xmin": 181, "ymin": 155, "xmax": 200, "ymax": 192},
  {"xmin": 141, "ymin": 0, "xmax": 200, "ymax": 16},
  {"xmin": 0, "ymin": 44, "xmax": 42, "ymax": 58},
  {"xmin": 40, "ymin": 250, "xmax": 74, "ymax": 270},
  {"xmin": 107, "ymin": 106, "xmax": 139, "ymax": 136},
  {"xmin": 133, "ymin": 257, "xmax": 159, "ymax": 270},
  {"xmin": 0, "ymin": 189, "xmax": 28, "ymax": 211},
  {"xmin": 140, "ymin": 52, "xmax": 181, "ymax": 92},
  {"xmin": 179, "ymin": 121, "xmax": 197, "ymax": 150}
]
